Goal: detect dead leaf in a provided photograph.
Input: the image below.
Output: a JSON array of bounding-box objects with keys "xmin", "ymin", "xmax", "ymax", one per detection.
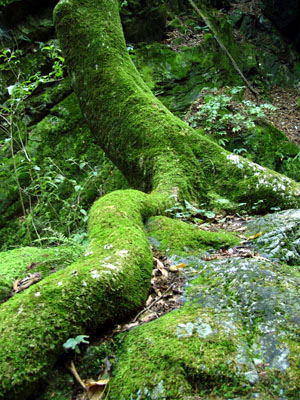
[
  {"xmin": 169, "ymin": 263, "xmax": 186, "ymax": 272},
  {"xmin": 26, "ymin": 262, "xmax": 39, "ymax": 270},
  {"xmin": 248, "ymin": 232, "xmax": 263, "ymax": 240},
  {"xmin": 154, "ymin": 257, "xmax": 168, "ymax": 277},
  {"xmin": 13, "ymin": 273, "xmax": 42, "ymax": 293},
  {"xmin": 121, "ymin": 321, "xmax": 139, "ymax": 331},
  {"xmin": 13, "ymin": 279, "xmax": 20, "ymax": 292},
  {"xmin": 86, "ymin": 387, "xmax": 106, "ymax": 400},
  {"xmin": 146, "ymin": 295, "xmax": 155, "ymax": 306},
  {"xmin": 85, "ymin": 378, "xmax": 109, "ymax": 388},
  {"xmin": 85, "ymin": 378, "xmax": 109, "ymax": 400},
  {"xmin": 153, "ymin": 287, "xmax": 162, "ymax": 296},
  {"xmin": 140, "ymin": 313, "xmax": 157, "ymax": 323}
]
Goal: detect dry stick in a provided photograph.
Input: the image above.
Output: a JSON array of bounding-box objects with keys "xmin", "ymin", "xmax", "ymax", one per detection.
[
  {"xmin": 9, "ymin": 116, "xmax": 32, "ymax": 244},
  {"xmin": 189, "ymin": 0, "xmax": 259, "ymax": 98},
  {"xmin": 66, "ymin": 360, "xmax": 87, "ymax": 390},
  {"xmin": 133, "ymin": 282, "xmax": 176, "ymax": 322}
]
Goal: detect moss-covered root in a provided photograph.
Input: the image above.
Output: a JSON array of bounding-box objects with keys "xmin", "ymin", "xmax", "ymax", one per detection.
[
  {"xmin": 147, "ymin": 216, "xmax": 239, "ymax": 256},
  {"xmin": 54, "ymin": 0, "xmax": 204, "ymax": 198},
  {"xmin": 0, "ymin": 246, "xmax": 83, "ymax": 303},
  {"xmin": 190, "ymin": 133, "xmax": 300, "ymax": 211},
  {"xmin": 0, "ymin": 189, "xmax": 166, "ymax": 400}
]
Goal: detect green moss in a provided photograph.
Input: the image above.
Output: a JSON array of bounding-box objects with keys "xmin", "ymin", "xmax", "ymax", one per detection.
[
  {"xmin": 188, "ymin": 132, "xmax": 300, "ymax": 212},
  {"xmin": 131, "ymin": 39, "xmax": 243, "ymax": 117},
  {"xmin": 108, "ymin": 305, "xmax": 251, "ymax": 400},
  {"xmin": 108, "ymin": 251, "xmax": 300, "ymax": 399},
  {"xmin": 0, "ymin": 245, "xmax": 83, "ymax": 302},
  {"xmin": 0, "ymin": 189, "xmax": 163, "ymax": 399},
  {"xmin": 54, "ymin": 0, "xmax": 300, "ymax": 211},
  {"xmin": 227, "ymin": 121, "xmax": 300, "ymax": 180},
  {"xmin": 146, "ymin": 215, "xmax": 239, "ymax": 256}
]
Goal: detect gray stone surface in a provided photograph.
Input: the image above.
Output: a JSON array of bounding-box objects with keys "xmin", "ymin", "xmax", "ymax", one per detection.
[{"xmin": 248, "ymin": 209, "xmax": 300, "ymax": 264}]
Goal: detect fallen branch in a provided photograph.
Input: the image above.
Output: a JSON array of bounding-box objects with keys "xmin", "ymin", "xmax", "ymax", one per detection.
[{"xmin": 189, "ymin": 0, "xmax": 259, "ymax": 98}]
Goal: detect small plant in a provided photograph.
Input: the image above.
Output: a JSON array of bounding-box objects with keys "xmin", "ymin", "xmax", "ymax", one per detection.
[
  {"xmin": 165, "ymin": 199, "xmax": 215, "ymax": 221},
  {"xmin": 187, "ymin": 86, "xmax": 276, "ymax": 147},
  {"xmin": 63, "ymin": 335, "xmax": 90, "ymax": 354},
  {"xmin": 0, "ymin": 42, "xmax": 65, "ymax": 245},
  {"xmin": 0, "ymin": 42, "xmax": 110, "ymax": 248}
]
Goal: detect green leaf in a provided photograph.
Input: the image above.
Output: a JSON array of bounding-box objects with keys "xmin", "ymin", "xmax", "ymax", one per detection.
[
  {"xmin": 63, "ymin": 335, "xmax": 90, "ymax": 352},
  {"xmin": 204, "ymin": 211, "xmax": 215, "ymax": 219}
]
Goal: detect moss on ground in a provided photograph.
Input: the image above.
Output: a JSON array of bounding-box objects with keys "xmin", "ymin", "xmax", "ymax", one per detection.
[
  {"xmin": 2, "ymin": 0, "xmax": 300, "ymax": 398},
  {"xmin": 146, "ymin": 216, "xmax": 239, "ymax": 256},
  {"xmin": 107, "ymin": 251, "xmax": 300, "ymax": 399}
]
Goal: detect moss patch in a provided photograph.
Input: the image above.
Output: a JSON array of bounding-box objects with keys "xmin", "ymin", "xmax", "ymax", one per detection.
[
  {"xmin": 146, "ymin": 216, "xmax": 239, "ymax": 256},
  {"xmin": 108, "ymin": 250, "xmax": 300, "ymax": 399},
  {"xmin": 0, "ymin": 245, "xmax": 83, "ymax": 302},
  {"xmin": 108, "ymin": 305, "xmax": 252, "ymax": 400},
  {"xmin": 227, "ymin": 121, "xmax": 300, "ymax": 181}
]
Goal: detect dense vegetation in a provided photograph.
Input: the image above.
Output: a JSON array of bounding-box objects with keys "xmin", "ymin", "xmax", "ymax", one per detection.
[{"xmin": 1, "ymin": 0, "xmax": 300, "ymax": 398}]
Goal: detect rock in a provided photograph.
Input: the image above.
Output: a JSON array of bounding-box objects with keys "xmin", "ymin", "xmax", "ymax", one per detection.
[{"xmin": 248, "ymin": 209, "xmax": 300, "ymax": 264}]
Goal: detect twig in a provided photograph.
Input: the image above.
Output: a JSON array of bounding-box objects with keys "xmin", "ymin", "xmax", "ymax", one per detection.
[
  {"xmin": 133, "ymin": 282, "xmax": 175, "ymax": 322},
  {"xmin": 188, "ymin": 0, "xmax": 259, "ymax": 98},
  {"xmin": 66, "ymin": 360, "xmax": 86, "ymax": 390}
]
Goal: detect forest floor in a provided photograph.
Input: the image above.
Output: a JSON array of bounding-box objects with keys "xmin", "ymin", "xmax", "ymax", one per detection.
[
  {"xmin": 69, "ymin": 212, "xmax": 257, "ymax": 400},
  {"xmin": 244, "ymin": 86, "xmax": 300, "ymax": 146}
]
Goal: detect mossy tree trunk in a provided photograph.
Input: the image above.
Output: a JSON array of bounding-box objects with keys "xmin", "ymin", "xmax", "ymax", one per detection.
[
  {"xmin": 1, "ymin": 0, "xmax": 300, "ymax": 399},
  {"xmin": 53, "ymin": 0, "xmax": 300, "ymax": 210}
]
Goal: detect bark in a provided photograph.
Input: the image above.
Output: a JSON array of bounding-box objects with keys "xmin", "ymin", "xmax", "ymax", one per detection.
[{"xmin": 1, "ymin": 0, "xmax": 300, "ymax": 398}]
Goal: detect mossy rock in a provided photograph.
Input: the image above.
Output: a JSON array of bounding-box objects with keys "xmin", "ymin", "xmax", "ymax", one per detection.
[
  {"xmin": 108, "ymin": 233, "xmax": 300, "ymax": 398},
  {"xmin": 227, "ymin": 121, "xmax": 300, "ymax": 181},
  {"xmin": 132, "ymin": 39, "xmax": 243, "ymax": 116},
  {"xmin": 247, "ymin": 208, "xmax": 300, "ymax": 265},
  {"xmin": 109, "ymin": 305, "xmax": 253, "ymax": 399}
]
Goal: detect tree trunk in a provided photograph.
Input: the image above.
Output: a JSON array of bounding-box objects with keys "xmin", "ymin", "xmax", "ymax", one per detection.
[
  {"xmin": 53, "ymin": 0, "xmax": 300, "ymax": 210},
  {"xmin": 1, "ymin": 0, "xmax": 300, "ymax": 398}
]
